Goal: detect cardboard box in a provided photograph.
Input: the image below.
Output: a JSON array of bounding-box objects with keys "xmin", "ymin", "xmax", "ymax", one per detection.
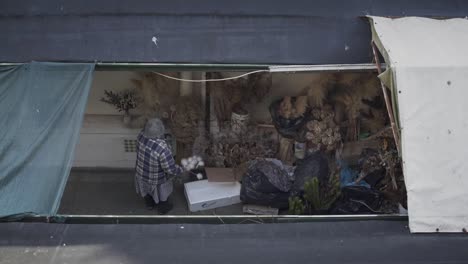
[
  {"xmin": 205, "ymin": 167, "xmax": 245, "ymax": 182},
  {"xmin": 184, "ymin": 180, "xmax": 242, "ymax": 212}
]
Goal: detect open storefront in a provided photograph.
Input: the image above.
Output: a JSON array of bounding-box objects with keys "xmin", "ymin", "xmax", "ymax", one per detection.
[{"xmin": 1, "ymin": 16, "xmax": 468, "ymax": 233}]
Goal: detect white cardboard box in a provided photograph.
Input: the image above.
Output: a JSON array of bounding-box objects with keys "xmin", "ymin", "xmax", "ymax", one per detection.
[{"xmin": 184, "ymin": 180, "xmax": 241, "ymax": 212}]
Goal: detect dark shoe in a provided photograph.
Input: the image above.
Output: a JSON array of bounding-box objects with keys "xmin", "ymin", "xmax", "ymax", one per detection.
[
  {"xmin": 144, "ymin": 195, "xmax": 155, "ymax": 210},
  {"xmin": 156, "ymin": 201, "xmax": 173, "ymax": 215}
]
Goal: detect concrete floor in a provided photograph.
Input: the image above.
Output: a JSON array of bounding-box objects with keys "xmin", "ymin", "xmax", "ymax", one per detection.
[{"xmin": 58, "ymin": 168, "xmax": 243, "ymax": 215}]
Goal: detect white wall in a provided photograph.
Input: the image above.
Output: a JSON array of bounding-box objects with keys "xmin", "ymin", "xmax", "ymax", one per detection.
[
  {"xmin": 73, "ymin": 115, "xmax": 141, "ymax": 168},
  {"xmin": 74, "ymin": 71, "xmax": 141, "ymax": 168},
  {"xmin": 85, "ymin": 71, "xmax": 138, "ymax": 115}
]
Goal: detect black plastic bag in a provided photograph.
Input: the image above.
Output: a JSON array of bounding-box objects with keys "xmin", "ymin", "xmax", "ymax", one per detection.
[
  {"xmin": 292, "ymin": 152, "xmax": 329, "ymax": 194},
  {"xmin": 269, "ymin": 99, "xmax": 308, "ymax": 140},
  {"xmin": 240, "ymin": 188, "xmax": 291, "ymax": 209},
  {"xmin": 330, "ymin": 186, "xmax": 384, "ymax": 214},
  {"xmin": 188, "ymin": 168, "xmax": 207, "ymax": 182},
  {"xmin": 240, "ymin": 159, "xmax": 294, "ymax": 209}
]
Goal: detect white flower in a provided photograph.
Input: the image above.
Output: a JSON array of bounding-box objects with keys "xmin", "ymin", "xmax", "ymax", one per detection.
[{"xmin": 196, "ymin": 173, "xmax": 203, "ymax": 180}]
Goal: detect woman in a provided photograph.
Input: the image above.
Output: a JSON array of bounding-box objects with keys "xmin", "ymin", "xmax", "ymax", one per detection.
[{"xmin": 135, "ymin": 118, "xmax": 183, "ymax": 214}]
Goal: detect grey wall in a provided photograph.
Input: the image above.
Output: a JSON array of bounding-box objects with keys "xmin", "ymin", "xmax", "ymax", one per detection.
[{"xmin": 2, "ymin": 0, "xmax": 468, "ymax": 64}]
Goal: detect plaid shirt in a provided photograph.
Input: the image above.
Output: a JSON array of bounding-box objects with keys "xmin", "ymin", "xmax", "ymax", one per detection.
[{"xmin": 135, "ymin": 131, "xmax": 183, "ymax": 185}]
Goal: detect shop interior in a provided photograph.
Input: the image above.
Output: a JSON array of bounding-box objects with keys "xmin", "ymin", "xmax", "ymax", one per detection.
[{"xmin": 58, "ymin": 69, "xmax": 406, "ymax": 216}]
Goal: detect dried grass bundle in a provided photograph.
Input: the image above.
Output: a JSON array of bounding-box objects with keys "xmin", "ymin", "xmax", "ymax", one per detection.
[
  {"xmin": 130, "ymin": 72, "xmax": 180, "ymax": 127},
  {"xmin": 248, "ymin": 72, "xmax": 272, "ymax": 102},
  {"xmin": 278, "ymin": 96, "xmax": 309, "ymax": 119},
  {"xmin": 335, "ymin": 73, "xmax": 380, "ymax": 101},
  {"xmin": 295, "ymin": 96, "xmax": 308, "ymax": 116},
  {"xmin": 361, "ymin": 108, "xmax": 387, "ymax": 134},
  {"xmin": 203, "ymin": 126, "xmax": 277, "ymax": 167},
  {"xmin": 305, "ymin": 73, "xmax": 337, "ymax": 107},
  {"xmin": 278, "ymin": 96, "xmax": 293, "ymax": 119},
  {"xmin": 210, "ymin": 72, "xmax": 272, "ymax": 126},
  {"xmin": 210, "ymin": 73, "xmax": 246, "ymax": 126},
  {"xmin": 330, "ymin": 73, "xmax": 382, "ymax": 141},
  {"xmin": 277, "ymin": 136, "xmax": 295, "ymax": 165},
  {"xmin": 171, "ymin": 96, "xmax": 202, "ymax": 143}
]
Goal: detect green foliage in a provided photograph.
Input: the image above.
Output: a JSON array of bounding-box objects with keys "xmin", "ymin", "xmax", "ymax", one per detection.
[
  {"xmin": 303, "ymin": 177, "xmax": 321, "ymax": 210},
  {"xmin": 288, "ymin": 196, "xmax": 305, "ymax": 215},
  {"xmin": 100, "ymin": 89, "xmax": 138, "ymax": 113},
  {"xmin": 302, "ymin": 173, "xmax": 341, "ymax": 213}
]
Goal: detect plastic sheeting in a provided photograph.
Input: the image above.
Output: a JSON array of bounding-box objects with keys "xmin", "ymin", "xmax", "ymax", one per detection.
[
  {"xmin": 0, "ymin": 62, "xmax": 94, "ymax": 216},
  {"xmin": 369, "ymin": 16, "xmax": 468, "ymax": 233}
]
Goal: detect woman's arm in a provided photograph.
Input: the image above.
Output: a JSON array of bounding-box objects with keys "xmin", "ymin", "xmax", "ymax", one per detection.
[{"xmin": 158, "ymin": 146, "xmax": 183, "ymax": 176}]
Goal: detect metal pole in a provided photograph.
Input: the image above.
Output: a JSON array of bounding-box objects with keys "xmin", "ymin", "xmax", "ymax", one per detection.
[{"xmin": 371, "ymin": 41, "xmax": 401, "ymax": 155}]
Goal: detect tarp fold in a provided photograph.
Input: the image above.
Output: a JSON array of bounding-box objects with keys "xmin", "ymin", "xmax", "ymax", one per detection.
[
  {"xmin": 369, "ymin": 16, "xmax": 468, "ymax": 233},
  {"xmin": 0, "ymin": 62, "xmax": 94, "ymax": 216}
]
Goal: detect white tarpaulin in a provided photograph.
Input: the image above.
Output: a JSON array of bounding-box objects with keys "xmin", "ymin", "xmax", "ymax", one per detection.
[{"xmin": 369, "ymin": 16, "xmax": 468, "ymax": 233}]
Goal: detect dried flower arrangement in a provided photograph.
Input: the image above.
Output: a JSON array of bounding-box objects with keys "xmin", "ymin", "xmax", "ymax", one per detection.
[
  {"xmin": 209, "ymin": 72, "xmax": 271, "ymax": 126},
  {"xmin": 305, "ymin": 106, "xmax": 342, "ymax": 153},
  {"xmin": 100, "ymin": 89, "xmax": 138, "ymax": 114},
  {"xmin": 201, "ymin": 127, "xmax": 278, "ymax": 168}
]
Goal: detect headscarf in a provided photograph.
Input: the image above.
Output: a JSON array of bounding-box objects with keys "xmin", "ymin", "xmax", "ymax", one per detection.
[{"xmin": 143, "ymin": 118, "xmax": 165, "ymax": 139}]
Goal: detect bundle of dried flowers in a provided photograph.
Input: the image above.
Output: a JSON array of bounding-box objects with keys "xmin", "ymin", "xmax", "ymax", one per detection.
[{"xmin": 304, "ymin": 106, "xmax": 341, "ymax": 153}]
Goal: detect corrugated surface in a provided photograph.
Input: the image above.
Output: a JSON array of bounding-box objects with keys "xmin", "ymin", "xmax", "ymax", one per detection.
[
  {"xmin": 2, "ymin": 0, "xmax": 468, "ymax": 64},
  {"xmin": 1, "ymin": 222, "xmax": 467, "ymax": 263}
]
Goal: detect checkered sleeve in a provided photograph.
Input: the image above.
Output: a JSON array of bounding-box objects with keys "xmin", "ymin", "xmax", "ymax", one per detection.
[{"xmin": 158, "ymin": 145, "xmax": 183, "ymax": 176}]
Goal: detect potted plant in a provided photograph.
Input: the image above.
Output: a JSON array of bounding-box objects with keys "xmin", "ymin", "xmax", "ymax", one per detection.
[{"xmin": 100, "ymin": 89, "xmax": 138, "ymax": 126}]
